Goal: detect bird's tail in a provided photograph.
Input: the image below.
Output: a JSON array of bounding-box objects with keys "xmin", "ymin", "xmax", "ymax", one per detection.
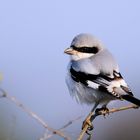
[{"xmin": 122, "ymin": 95, "xmax": 140, "ymax": 106}]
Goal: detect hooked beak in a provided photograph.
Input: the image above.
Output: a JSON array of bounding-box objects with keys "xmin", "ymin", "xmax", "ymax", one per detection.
[{"xmin": 64, "ymin": 48, "xmax": 77, "ymax": 55}]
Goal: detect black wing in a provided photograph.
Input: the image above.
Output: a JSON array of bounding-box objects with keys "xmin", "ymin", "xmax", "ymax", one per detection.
[{"xmin": 70, "ymin": 66, "xmax": 133, "ymax": 98}]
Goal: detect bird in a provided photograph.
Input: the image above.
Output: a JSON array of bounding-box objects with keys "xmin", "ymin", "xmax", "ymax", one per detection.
[{"xmin": 64, "ymin": 33, "xmax": 140, "ymax": 130}]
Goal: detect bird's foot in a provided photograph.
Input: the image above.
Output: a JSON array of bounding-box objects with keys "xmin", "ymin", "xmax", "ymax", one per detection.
[
  {"xmin": 95, "ymin": 106, "xmax": 109, "ymax": 116},
  {"xmin": 82, "ymin": 113, "xmax": 94, "ymax": 135}
]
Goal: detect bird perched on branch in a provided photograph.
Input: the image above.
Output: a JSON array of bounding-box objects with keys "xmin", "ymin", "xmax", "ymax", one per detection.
[{"xmin": 64, "ymin": 33, "xmax": 140, "ymax": 130}]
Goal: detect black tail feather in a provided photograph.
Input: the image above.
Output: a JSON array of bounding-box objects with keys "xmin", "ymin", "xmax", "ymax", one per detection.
[{"xmin": 122, "ymin": 95, "xmax": 140, "ymax": 106}]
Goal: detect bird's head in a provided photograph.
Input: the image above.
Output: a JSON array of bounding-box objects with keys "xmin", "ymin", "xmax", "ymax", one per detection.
[{"xmin": 64, "ymin": 33, "xmax": 104, "ymax": 61}]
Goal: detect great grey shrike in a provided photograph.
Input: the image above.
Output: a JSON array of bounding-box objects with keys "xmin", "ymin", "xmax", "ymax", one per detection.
[{"xmin": 64, "ymin": 33, "xmax": 140, "ymax": 113}]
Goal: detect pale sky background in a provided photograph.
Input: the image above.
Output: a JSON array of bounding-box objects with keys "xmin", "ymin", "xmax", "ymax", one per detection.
[{"xmin": 0, "ymin": 0, "xmax": 140, "ymax": 140}]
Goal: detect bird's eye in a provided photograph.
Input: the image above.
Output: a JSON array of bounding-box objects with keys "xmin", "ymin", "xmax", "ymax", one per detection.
[{"xmin": 79, "ymin": 47, "xmax": 88, "ymax": 52}]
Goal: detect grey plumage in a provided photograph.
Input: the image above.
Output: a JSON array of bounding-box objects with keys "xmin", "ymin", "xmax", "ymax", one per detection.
[{"xmin": 65, "ymin": 33, "xmax": 140, "ymax": 110}]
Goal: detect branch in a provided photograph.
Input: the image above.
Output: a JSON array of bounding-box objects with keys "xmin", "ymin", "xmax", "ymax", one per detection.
[
  {"xmin": 77, "ymin": 104, "xmax": 139, "ymax": 140},
  {"xmin": 0, "ymin": 88, "xmax": 70, "ymax": 140},
  {"xmin": 39, "ymin": 116, "xmax": 83, "ymax": 140},
  {"xmin": 59, "ymin": 116, "xmax": 83, "ymax": 130},
  {"xmin": 1, "ymin": 87, "xmax": 138, "ymax": 140}
]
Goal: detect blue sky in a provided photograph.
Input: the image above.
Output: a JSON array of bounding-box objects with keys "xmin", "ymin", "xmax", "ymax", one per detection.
[{"xmin": 0, "ymin": 0, "xmax": 140, "ymax": 140}]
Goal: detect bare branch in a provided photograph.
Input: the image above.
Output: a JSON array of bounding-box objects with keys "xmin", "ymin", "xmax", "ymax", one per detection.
[
  {"xmin": 0, "ymin": 88, "xmax": 70, "ymax": 140},
  {"xmin": 0, "ymin": 87, "xmax": 139, "ymax": 140},
  {"xmin": 59, "ymin": 116, "xmax": 83, "ymax": 130},
  {"xmin": 77, "ymin": 104, "xmax": 139, "ymax": 140},
  {"xmin": 39, "ymin": 116, "xmax": 83, "ymax": 140}
]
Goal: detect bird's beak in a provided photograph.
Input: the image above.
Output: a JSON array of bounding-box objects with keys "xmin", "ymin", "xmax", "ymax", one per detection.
[{"xmin": 64, "ymin": 48, "xmax": 76, "ymax": 55}]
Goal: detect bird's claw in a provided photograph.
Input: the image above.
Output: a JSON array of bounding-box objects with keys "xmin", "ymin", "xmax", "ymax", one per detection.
[
  {"xmin": 95, "ymin": 107, "xmax": 109, "ymax": 116},
  {"xmin": 82, "ymin": 117, "xmax": 94, "ymax": 135}
]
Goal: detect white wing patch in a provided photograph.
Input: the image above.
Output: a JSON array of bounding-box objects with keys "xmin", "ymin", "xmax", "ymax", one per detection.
[{"xmin": 87, "ymin": 81, "xmax": 99, "ymax": 89}]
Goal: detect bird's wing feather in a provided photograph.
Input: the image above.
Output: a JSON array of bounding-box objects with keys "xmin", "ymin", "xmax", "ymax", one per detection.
[{"xmin": 70, "ymin": 66, "xmax": 133, "ymax": 98}]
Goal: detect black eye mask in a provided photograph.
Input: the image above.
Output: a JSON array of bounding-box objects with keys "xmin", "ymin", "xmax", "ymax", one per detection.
[{"xmin": 71, "ymin": 45, "xmax": 99, "ymax": 54}]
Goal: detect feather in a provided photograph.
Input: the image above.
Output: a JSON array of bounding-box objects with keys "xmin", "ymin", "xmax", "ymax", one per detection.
[
  {"xmin": 122, "ymin": 95, "xmax": 140, "ymax": 106},
  {"xmin": 70, "ymin": 66, "xmax": 132, "ymax": 99}
]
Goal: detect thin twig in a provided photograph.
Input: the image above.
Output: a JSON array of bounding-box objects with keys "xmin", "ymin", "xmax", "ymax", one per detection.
[
  {"xmin": 59, "ymin": 116, "xmax": 83, "ymax": 130},
  {"xmin": 40, "ymin": 116, "xmax": 83, "ymax": 140},
  {"xmin": 77, "ymin": 104, "xmax": 139, "ymax": 140},
  {"xmin": 0, "ymin": 88, "xmax": 70, "ymax": 140},
  {"xmin": 0, "ymin": 87, "xmax": 138, "ymax": 140}
]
